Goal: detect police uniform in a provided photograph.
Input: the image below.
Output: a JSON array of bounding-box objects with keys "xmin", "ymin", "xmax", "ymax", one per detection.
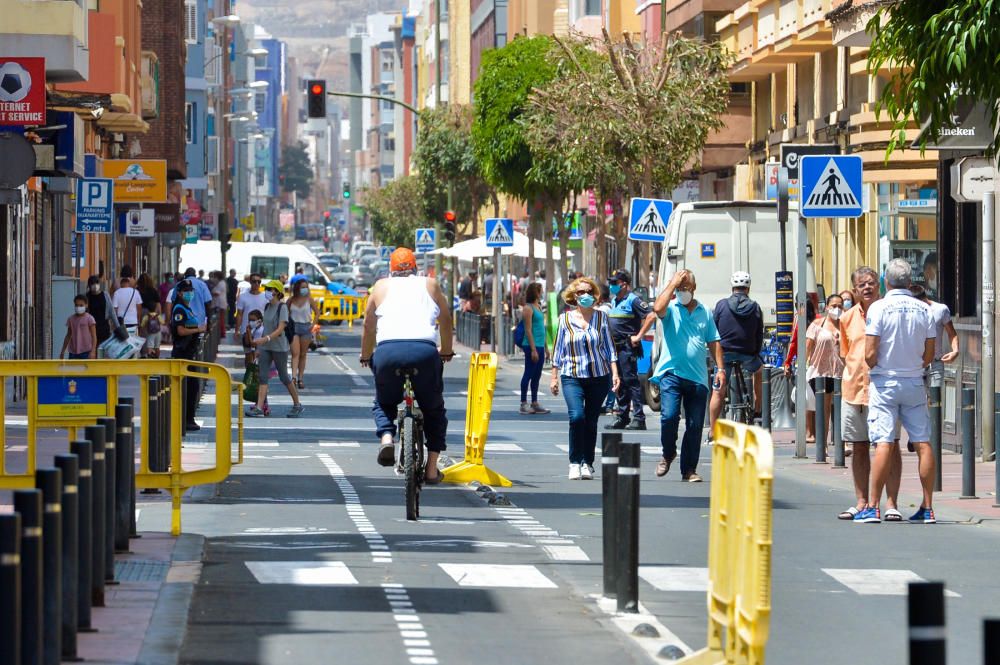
[
  {"xmin": 608, "ymin": 290, "xmax": 651, "ymax": 425},
  {"xmin": 170, "ymin": 299, "xmax": 202, "ymax": 429}
]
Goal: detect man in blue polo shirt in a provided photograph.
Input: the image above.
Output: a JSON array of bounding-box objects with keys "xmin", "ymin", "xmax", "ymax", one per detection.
[{"xmin": 650, "ymin": 269, "xmax": 724, "ymax": 482}]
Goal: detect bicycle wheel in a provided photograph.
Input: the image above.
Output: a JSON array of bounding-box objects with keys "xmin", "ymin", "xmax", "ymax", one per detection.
[{"xmin": 402, "ymin": 416, "xmax": 419, "ymax": 521}]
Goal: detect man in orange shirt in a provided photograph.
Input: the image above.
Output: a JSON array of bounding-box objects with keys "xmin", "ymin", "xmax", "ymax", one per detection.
[{"xmin": 838, "ymin": 266, "xmax": 902, "ymax": 521}]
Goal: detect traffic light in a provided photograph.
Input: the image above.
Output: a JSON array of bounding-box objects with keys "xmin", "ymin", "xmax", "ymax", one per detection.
[
  {"xmin": 342, "ymin": 181, "xmax": 351, "ymax": 200},
  {"xmin": 443, "ymin": 210, "xmax": 456, "ymax": 245},
  {"xmin": 222, "ymin": 233, "xmax": 233, "ymax": 253},
  {"xmin": 323, "ymin": 210, "xmax": 331, "ymax": 220},
  {"xmin": 307, "ymin": 79, "xmax": 326, "ymax": 118}
]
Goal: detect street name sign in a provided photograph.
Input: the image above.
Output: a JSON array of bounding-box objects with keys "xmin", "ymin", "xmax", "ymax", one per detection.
[
  {"xmin": 75, "ymin": 178, "xmax": 114, "ymax": 233},
  {"xmin": 485, "ymin": 218, "xmax": 514, "ymax": 248},
  {"xmin": 627, "ymin": 197, "xmax": 672, "ymax": 242},
  {"xmin": 415, "ymin": 227, "xmax": 436, "ymax": 252},
  {"xmin": 800, "ymin": 155, "xmax": 864, "ymax": 218}
]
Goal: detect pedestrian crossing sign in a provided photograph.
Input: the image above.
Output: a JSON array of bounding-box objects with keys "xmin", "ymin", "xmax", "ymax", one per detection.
[
  {"xmin": 485, "ymin": 218, "xmax": 514, "ymax": 248},
  {"xmin": 415, "ymin": 227, "xmax": 436, "ymax": 252},
  {"xmin": 800, "ymin": 155, "xmax": 864, "ymax": 218},
  {"xmin": 628, "ymin": 197, "xmax": 673, "ymax": 242}
]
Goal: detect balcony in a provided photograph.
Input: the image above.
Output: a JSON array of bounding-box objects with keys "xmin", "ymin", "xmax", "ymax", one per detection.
[
  {"xmin": 0, "ymin": 0, "xmax": 89, "ymax": 82},
  {"xmin": 828, "ymin": 0, "xmax": 894, "ymax": 48}
]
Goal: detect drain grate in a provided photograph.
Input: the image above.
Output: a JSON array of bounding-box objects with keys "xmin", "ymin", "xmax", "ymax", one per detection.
[{"xmin": 114, "ymin": 559, "xmax": 170, "ymax": 582}]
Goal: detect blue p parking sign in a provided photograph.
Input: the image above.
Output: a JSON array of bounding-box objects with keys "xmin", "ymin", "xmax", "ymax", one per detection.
[{"xmin": 75, "ymin": 178, "xmax": 114, "ymax": 233}]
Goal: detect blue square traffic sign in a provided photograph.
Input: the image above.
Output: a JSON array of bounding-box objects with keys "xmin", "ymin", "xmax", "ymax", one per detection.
[
  {"xmin": 628, "ymin": 198, "xmax": 673, "ymax": 242},
  {"xmin": 415, "ymin": 227, "xmax": 436, "ymax": 252},
  {"xmin": 799, "ymin": 155, "xmax": 864, "ymax": 218},
  {"xmin": 485, "ymin": 218, "xmax": 514, "ymax": 248},
  {"xmin": 75, "ymin": 178, "xmax": 114, "ymax": 233}
]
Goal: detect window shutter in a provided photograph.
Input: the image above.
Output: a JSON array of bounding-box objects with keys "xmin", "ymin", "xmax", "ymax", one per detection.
[
  {"xmin": 184, "ymin": 0, "xmax": 197, "ymax": 44},
  {"xmin": 206, "ymin": 136, "xmax": 219, "ymax": 175}
]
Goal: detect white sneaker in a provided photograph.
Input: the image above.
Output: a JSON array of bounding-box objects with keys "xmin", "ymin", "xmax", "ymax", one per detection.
[
  {"xmin": 580, "ymin": 463, "xmax": 593, "ymax": 480},
  {"xmin": 568, "ymin": 463, "xmax": 581, "ymax": 480}
]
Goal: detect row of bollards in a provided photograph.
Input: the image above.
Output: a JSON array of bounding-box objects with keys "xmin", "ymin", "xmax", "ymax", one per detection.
[
  {"xmin": 148, "ymin": 376, "xmax": 171, "ymax": 475},
  {"xmin": 1, "ymin": 399, "xmax": 135, "ymax": 663},
  {"xmin": 601, "ymin": 432, "xmax": 641, "ymax": 614},
  {"xmin": 907, "ymin": 581, "xmax": 1000, "ymax": 665}
]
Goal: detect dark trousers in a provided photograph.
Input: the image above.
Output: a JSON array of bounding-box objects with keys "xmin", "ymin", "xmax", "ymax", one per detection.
[
  {"xmin": 171, "ymin": 340, "xmax": 201, "ymax": 426},
  {"xmin": 659, "ymin": 372, "xmax": 709, "ymax": 475},
  {"xmin": 561, "ymin": 374, "xmax": 610, "ymax": 465},
  {"xmin": 614, "ymin": 344, "xmax": 645, "ymax": 422},
  {"xmin": 370, "ymin": 340, "xmax": 448, "ymax": 452},
  {"xmin": 520, "ymin": 346, "xmax": 545, "ymax": 402}
]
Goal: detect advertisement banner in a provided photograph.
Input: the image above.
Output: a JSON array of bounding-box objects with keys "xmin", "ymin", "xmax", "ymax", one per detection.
[
  {"xmin": 103, "ymin": 159, "xmax": 168, "ymax": 202},
  {"xmin": 279, "ymin": 211, "xmax": 295, "ymax": 231},
  {"xmin": 0, "ymin": 58, "xmax": 46, "ymax": 126},
  {"xmin": 150, "ymin": 203, "xmax": 181, "ymax": 233},
  {"xmin": 775, "ymin": 271, "xmax": 794, "ymax": 343}
]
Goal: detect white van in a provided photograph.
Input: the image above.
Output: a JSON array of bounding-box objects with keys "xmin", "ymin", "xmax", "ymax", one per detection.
[{"xmin": 179, "ymin": 241, "xmax": 336, "ymax": 295}]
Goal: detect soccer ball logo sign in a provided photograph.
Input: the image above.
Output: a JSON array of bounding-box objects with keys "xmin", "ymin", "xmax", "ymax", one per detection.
[{"xmin": 0, "ymin": 61, "xmax": 32, "ymax": 103}]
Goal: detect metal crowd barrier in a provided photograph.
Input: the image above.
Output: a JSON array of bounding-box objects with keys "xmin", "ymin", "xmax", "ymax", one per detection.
[
  {"xmin": 319, "ymin": 295, "xmax": 367, "ymax": 327},
  {"xmin": 0, "ymin": 359, "xmax": 243, "ymax": 536},
  {"xmin": 442, "ymin": 353, "xmax": 511, "ymax": 487},
  {"xmin": 456, "ymin": 311, "xmax": 482, "ymax": 349},
  {"xmin": 678, "ymin": 420, "xmax": 774, "ymax": 665}
]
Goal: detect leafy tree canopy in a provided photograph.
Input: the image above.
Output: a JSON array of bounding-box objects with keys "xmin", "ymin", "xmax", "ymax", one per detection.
[
  {"xmin": 278, "ymin": 141, "xmax": 314, "ymax": 199},
  {"xmin": 868, "ymin": 1, "xmax": 1000, "ymax": 156},
  {"xmin": 364, "ymin": 175, "xmax": 426, "ymax": 248}
]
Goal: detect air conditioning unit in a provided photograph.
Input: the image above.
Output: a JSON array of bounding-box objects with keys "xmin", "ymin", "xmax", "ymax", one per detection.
[{"xmin": 140, "ymin": 51, "xmax": 160, "ymax": 119}]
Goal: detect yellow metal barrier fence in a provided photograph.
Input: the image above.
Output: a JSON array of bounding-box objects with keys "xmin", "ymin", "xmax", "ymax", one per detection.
[
  {"xmin": 679, "ymin": 420, "xmax": 773, "ymax": 665},
  {"xmin": 0, "ymin": 359, "xmax": 243, "ymax": 536},
  {"xmin": 442, "ymin": 353, "xmax": 512, "ymax": 487},
  {"xmin": 320, "ymin": 295, "xmax": 367, "ymax": 327}
]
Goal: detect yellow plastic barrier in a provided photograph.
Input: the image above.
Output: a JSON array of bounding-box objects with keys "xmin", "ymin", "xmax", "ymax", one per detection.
[
  {"xmin": 678, "ymin": 420, "xmax": 773, "ymax": 665},
  {"xmin": 0, "ymin": 359, "xmax": 243, "ymax": 536},
  {"xmin": 441, "ymin": 352, "xmax": 512, "ymax": 487},
  {"xmin": 319, "ymin": 294, "xmax": 368, "ymax": 327}
]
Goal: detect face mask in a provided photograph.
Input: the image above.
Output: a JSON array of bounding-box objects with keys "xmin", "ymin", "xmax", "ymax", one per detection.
[
  {"xmin": 89, "ymin": 284, "xmax": 101, "ymax": 294},
  {"xmin": 265, "ymin": 291, "xmax": 275, "ymax": 303},
  {"xmin": 181, "ymin": 291, "xmax": 194, "ymax": 304},
  {"xmin": 842, "ymin": 299, "xmax": 853, "ymax": 310},
  {"xmin": 577, "ymin": 294, "xmax": 596, "ymax": 308},
  {"xmin": 676, "ymin": 290, "xmax": 693, "ymax": 306},
  {"xmin": 298, "ymin": 286, "xmax": 309, "ymax": 296},
  {"xmin": 827, "ymin": 307, "xmax": 842, "ymax": 320},
  {"xmin": 249, "ymin": 320, "xmax": 261, "ymax": 330},
  {"xmin": 75, "ymin": 306, "xmax": 86, "ymax": 315},
  {"xmin": 609, "ymin": 284, "xmax": 621, "ymax": 296}
]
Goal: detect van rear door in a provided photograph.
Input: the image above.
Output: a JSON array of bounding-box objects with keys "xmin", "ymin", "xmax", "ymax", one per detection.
[
  {"xmin": 742, "ymin": 206, "xmax": 787, "ymax": 327},
  {"xmin": 677, "ymin": 207, "xmax": 741, "ymax": 309}
]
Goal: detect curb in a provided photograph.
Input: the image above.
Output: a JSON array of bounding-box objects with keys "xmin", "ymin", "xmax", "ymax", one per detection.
[{"xmin": 136, "ymin": 532, "xmax": 205, "ymax": 665}]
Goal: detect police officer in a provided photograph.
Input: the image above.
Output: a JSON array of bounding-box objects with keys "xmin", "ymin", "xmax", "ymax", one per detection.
[
  {"xmin": 171, "ymin": 279, "xmax": 206, "ymax": 433},
  {"xmin": 605, "ymin": 269, "xmax": 656, "ymax": 430}
]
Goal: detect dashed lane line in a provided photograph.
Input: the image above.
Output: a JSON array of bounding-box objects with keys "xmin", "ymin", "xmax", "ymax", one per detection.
[
  {"xmin": 491, "ymin": 505, "xmax": 590, "ymax": 561},
  {"xmin": 382, "ymin": 583, "xmax": 440, "ymax": 665},
  {"xmin": 317, "ymin": 453, "xmax": 391, "ymax": 564},
  {"xmin": 326, "ymin": 353, "xmax": 368, "ymax": 387}
]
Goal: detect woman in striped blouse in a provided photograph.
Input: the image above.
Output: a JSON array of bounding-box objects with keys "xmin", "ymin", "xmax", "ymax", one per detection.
[{"xmin": 550, "ymin": 277, "xmax": 621, "ymax": 479}]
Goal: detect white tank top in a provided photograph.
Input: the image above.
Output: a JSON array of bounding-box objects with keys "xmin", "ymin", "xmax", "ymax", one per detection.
[{"xmin": 375, "ymin": 276, "xmax": 440, "ymax": 344}]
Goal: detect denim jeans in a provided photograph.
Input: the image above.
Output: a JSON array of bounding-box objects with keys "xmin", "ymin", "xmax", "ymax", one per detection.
[
  {"xmin": 659, "ymin": 371, "xmax": 709, "ymax": 475},
  {"xmin": 370, "ymin": 340, "xmax": 448, "ymax": 452},
  {"xmin": 520, "ymin": 346, "xmax": 545, "ymax": 402},
  {"xmin": 560, "ymin": 374, "xmax": 610, "ymax": 465}
]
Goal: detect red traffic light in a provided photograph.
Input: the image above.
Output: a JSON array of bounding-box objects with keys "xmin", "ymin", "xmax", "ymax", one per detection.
[
  {"xmin": 323, "ymin": 211, "xmax": 331, "ymax": 218},
  {"xmin": 444, "ymin": 210, "xmax": 456, "ymax": 222},
  {"xmin": 310, "ymin": 83, "xmax": 323, "ymax": 95}
]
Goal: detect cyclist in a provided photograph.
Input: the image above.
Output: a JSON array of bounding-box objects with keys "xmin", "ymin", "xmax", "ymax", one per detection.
[
  {"xmin": 708, "ymin": 271, "xmax": 764, "ymax": 434},
  {"xmin": 359, "ymin": 247, "xmax": 454, "ymax": 484}
]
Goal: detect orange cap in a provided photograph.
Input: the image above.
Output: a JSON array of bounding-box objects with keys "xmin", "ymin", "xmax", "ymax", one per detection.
[{"xmin": 390, "ymin": 247, "xmax": 417, "ymax": 272}]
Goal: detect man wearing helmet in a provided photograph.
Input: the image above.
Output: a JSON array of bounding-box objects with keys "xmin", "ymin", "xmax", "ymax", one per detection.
[
  {"xmin": 359, "ymin": 247, "xmax": 455, "ymax": 484},
  {"xmin": 709, "ymin": 271, "xmax": 764, "ymax": 434}
]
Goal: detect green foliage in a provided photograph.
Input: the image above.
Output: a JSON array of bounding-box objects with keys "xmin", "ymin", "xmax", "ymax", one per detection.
[
  {"xmin": 868, "ymin": 1, "xmax": 1000, "ymax": 156},
  {"xmin": 472, "ymin": 35, "xmax": 558, "ymax": 201},
  {"xmin": 364, "ymin": 176, "xmax": 426, "ymax": 248},
  {"xmin": 279, "ymin": 141, "xmax": 314, "ymax": 199}
]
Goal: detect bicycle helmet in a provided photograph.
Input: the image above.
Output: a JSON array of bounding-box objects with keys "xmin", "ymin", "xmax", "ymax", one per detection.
[{"xmin": 730, "ymin": 271, "xmax": 751, "ymax": 288}]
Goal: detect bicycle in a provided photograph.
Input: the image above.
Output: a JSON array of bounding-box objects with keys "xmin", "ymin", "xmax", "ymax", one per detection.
[
  {"xmin": 395, "ymin": 367, "xmax": 425, "ymax": 521},
  {"xmin": 723, "ymin": 360, "xmax": 755, "ymax": 426}
]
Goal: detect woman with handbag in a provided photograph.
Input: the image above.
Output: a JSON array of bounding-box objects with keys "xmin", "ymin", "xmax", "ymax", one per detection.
[
  {"xmin": 245, "ymin": 280, "xmax": 303, "ymax": 418},
  {"xmin": 518, "ymin": 282, "xmax": 550, "ymax": 415},
  {"xmin": 549, "ymin": 276, "xmax": 620, "ymax": 480}
]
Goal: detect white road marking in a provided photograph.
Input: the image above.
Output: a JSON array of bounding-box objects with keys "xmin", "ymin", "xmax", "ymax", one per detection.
[
  {"xmin": 641, "ymin": 446, "xmax": 662, "ymax": 455},
  {"xmin": 638, "ymin": 566, "xmax": 709, "ymax": 592},
  {"xmin": 823, "ymin": 569, "xmax": 961, "ymax": 597},
  {"xmin": 542, "ymin": 545, "xmax": 590, "ymax": 561},
  {"xmin": 5, "ymin": 445, "xmax": 27, "ymax": 452},
  {"xmin": 244, "ymin": 561, "xmax": 358, "ymax": 585},
  {"xmin": 244, "ymin": 441, "xmax": 279, "ymax": 448},
  {"xmin": 592, "ymin": 594, "xmax": 692, "ymax": 660},
  {"xmin": 320, "ymin": 441, "xmax": 361, "ymax": 448},
  {"xmin": 317, "ymin": 453, "xmax": 391, "ymax": 564},
  {"xmin": 243, "ymin": 455, "xmax": 312, "ymax": 460},
  {"xmin": 484, "ymin": 443, "xmax": 523, "ymax": 452},
  {"xmin": 439, "ymin": 563, "xmax": 558, "ymax": 589},
  {"xmin": 380, "ymin": 583, "xmax": 440, "ymax": 665},
  {"xmin": 244, "ymin": 526, "xmax": 329, "ymax": 533},
  {"xmin": 555, "ymin": 444, "xmax": 569, "ymax": 453},
  {"xmin": 328, "ymin": 354, "xmax": 368, "ymax": 387},
  {"xmin": 394, "ymin": 539, "xmax": 534, "ymax": 550},
  {"xmin": 488, "ymin": 495, "xmax": 591, "ymax": 562}
]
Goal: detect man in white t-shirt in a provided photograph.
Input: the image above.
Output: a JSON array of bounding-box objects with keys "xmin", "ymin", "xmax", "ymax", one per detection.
[
  {"xmin": 235, "ymin": 274, "xmax": 268, "ymax": 360},
  {"xmin": 111, "ymin": 277, "xmax": 142, "ymax": 333},
  {"xmin": 911, "ymin": 283, "xmax": 959, "ymax": 388},
  {"xmin": 861, "ymin": 259, "xmax": 936, "ymax": 524}
]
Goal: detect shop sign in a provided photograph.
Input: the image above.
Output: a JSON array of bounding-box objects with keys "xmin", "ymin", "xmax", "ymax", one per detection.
[
  {"xmin": 0, "ymin": 58, "xmax": 46, "ymax": 125},
  {"xmin": 103, "ymin": 159, "xmax": 167, "ymax": 202}
]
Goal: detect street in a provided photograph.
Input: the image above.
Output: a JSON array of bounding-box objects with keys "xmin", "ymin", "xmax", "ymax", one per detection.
[{"xmin": 120, "ymin": 325, "xmax": 1000, "ymax": 665}]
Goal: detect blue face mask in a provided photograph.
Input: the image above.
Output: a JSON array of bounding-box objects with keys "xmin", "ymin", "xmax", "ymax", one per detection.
[
  {"xmin": 577, "ymin": 294, "xmax": 596, "ymax": 308},
  {"xmin": 609, "ymin": 284, "xmax": 622, "ymax": 296},
  {"xmin": 181, "ymin": 291, "xmax": 194, "ymax": 304}
]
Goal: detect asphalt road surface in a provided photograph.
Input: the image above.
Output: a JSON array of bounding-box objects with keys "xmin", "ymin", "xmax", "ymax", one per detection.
[{"xmin": 133, "ymin": 325, "xmax": 1000, "ymax": 665}]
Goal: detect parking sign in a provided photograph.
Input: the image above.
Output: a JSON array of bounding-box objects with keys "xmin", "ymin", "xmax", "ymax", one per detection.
[{"xmin": 75, "ymin": 178, "xmax": 114, "ymax": 233}]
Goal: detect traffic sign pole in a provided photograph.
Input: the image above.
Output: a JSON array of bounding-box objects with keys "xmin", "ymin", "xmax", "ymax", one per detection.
[{"xmin": 795, "ymin": 209, "xmax": 808, "ymax": 459}]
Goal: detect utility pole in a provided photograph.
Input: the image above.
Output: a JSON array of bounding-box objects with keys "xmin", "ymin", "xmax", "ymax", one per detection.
[{"xmin": 434, "ymin": 0, "xmax": 444, "ymax": 279}]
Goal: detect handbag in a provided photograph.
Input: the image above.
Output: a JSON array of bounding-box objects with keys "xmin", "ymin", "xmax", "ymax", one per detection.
[
  {"xmin": 513, "ymin": 319, "xmax": 525, "ymax": 347},
  {"xmin": 242, "ymin": 362, "xmax": 260, "ymax": 403}
]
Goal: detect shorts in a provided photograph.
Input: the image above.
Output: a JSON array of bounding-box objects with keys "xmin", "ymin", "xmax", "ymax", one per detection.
[
  {"xmin": 292, "ymin": 321, "xmax": 313, "ymax": 340},
  {"xmin": 722, "ymin": 351, "xmax": 763, "ymax": 383},
  {"xmin": 258, "ymin": 349, "xmax": 291, "ymax": 387},
  {"xmin": 925, "ymin": 360, "xmax": 944, "ymax": 389},
  {"xmin": 145, "ymin": 331, "xmax": 162, "ymax": 350},
  {"xmin": 868, "ymin": 376, "xmax": 930, "ymax": 444},
  {"xmin": 841, "ymin": 402, "xmax": 902, "ymax": 442},
  {"xmin": 808, "ymin": 377, "xmax": 835, "ymax": 395}
]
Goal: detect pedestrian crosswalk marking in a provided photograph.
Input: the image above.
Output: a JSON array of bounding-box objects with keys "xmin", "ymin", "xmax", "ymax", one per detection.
[
  {"xmin": 803, "ymin": 158, "xmax": 858, "ymax": 209},
  {"xmin": 438, "ymin": 563, "xmax": 558, "ymax": 588},
  {"xmin": 822, "ymin": 569, "xmax": 961, "ymax": 597},
  {"xmin": 319, "ymin": 442, "xmax": 361, "ymax": 448},
  {"xmin": 485, "ymin": 443, "xmax": 523, "ymax": 452},
  {"xmin": 244, "ymin": 561, "xmax": 358, "ymax": 586},
  {"xmin": 639, "ymin": 566, "xmax": 709, "ymax": 592},
  {"xmin": 542, "ymin": 545, "xmax": 589, "ymax": 561}
]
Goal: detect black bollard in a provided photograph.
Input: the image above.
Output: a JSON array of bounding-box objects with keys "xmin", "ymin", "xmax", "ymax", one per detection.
[
  {"xmin": 83, "ymin": 425, "xmax": 106, "ymax": 607},
  {"xmin": 0, "ymin": 513, "xmax": 22, "ymax": 665},
  {"xmin": 601, "ymin": 432, "xmax": 621, "ymax": 599},
  {"xmin": 68, "ymin": 441, "xmax": 94, "ymax": 632},
  {"xmin": 616, "ymin": 441, "xmax": 640, "ymax": 614},
  {"xmin": 985, "ymin": 618, "xmax": 1000, "ymax": 665},
  {"xmin": 35, "ymin": 468, "xmax": 62, "ymax": 665},
  {"xmin": 14, "ymin": 489, "xmax": 43, "ymax": 665},
  {"xmin": 117, "ymin": 397, "xmax": 138, "ymax": 538},
  {"xmin": 97, "ymin": 416, "xmax": 117, "ymax": 583},
  {"xmin": 815, "ymin": 380, "xmax": 827, "ymax": 463},
  {"xmin": 995, "ymin": 394, "xmax": 1000, "ymax": 509},
  {"xmin": 761, "ymin": 367, "xmax": 771, "ymax": 431},
  {"xmin": 929, "ymin": 386, "xmax": 943, "ymax": 492},
  {"xmin": 115, "ymin": 403, "xmax": 133, "ymax": 551},
  {"xmin": 961, "ymin": 387, "xmax": 977, "ymax": 499},
  {"xmin": 53, "ymin": 454, "xmax": 80, "ymax": 661},
  {"xmin": 832, "ymin": 378, "xmax": 845, "ymax": 468},
  {"xmin": 908, "ymin": 581, "xmax": 945, "ymax": 665},
  {"xmin": 148, "ymin": 376, "xmax": 168, "ymax": 475}
]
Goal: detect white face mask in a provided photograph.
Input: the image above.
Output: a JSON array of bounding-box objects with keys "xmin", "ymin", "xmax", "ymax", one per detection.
[
  {"xmin": 827, "ymin": 307, "xmax": 842, "ymax": 320},
  {"xmin": 75, "ymin": 306, "xmax": 86, "ymax": 315},
  {"xmin": 676, "ymin": 290, "xmax": 693, "ymax": 306},
  {"xmin": 264, "ymin": 291, "xmax": 275, "ymax": 303},
  {"xmin": 249, "ymin": 320, "xmax": 261, "ymax": 330}
]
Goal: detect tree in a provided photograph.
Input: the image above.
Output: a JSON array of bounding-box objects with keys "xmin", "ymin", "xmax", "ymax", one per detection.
[
  {"xmin": 868, "ymin": 1, "xmax": 1000, "ymax": 156},
  {"xmin": 364, "ymin": 176, "xmax": 426, "ymax": 248},
  {"xmin": 279, "ymin": 141, "xmax": 314, "ymax": 199}
]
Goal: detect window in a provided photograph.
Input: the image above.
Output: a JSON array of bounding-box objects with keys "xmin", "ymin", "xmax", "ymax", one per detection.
[
  {"xmin": 583, "ymin": 0, "xmax": 600, "ymax": 16},
  {"xmin": 250, "ymin": 256, "xmax": 289, "ymax": 280},
  {"xmin": 184, "ymin": 0, "xmax": 197, "ymax": 44},
  {"xmin": 256, "ymin": 168, "xmax": 265, "ymax": 187},
  {"xmin": 383, "ymin": 137, "xmax": 395, "ymax": 152},
  {"xmin": 204, "ymin": 37, "xmax": 222, "ymax": 86},
  {"xmin": 184, "ymin": 102, "xmax": 195, "ymax": 144},
  {"xmin": 255, "ymin": 92, "xmax": 266, "ymax": 114},
  {"xmin": 206, "ymin": 136, "xmax": 219, "ymax": 175}
]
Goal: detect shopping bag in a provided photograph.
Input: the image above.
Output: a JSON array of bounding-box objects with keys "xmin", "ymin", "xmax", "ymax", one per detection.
[
  {"xmin": 242, "ymin": 363, "xmax": 260, "ymax": 403},
  {"xmin": 99, "ymin": 334, "xmax": 145, "ymax": 359}
]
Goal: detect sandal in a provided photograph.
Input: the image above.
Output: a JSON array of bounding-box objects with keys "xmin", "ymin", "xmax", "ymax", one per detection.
[
  {"xmin": 838, "ymin": 506, "xmax": 860, "ymax": 520},
  {"xmin": 424, "ymin": 470, "xmax": 445, "ymax": 485},
  {"xmin": 884, "ymin": 508, "xmax": 903, "ymax": 522}
]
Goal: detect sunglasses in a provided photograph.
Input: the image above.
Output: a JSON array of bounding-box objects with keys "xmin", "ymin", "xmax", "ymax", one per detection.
[{"xmin": 575, "ymin": 289, "xmax": 593, "ymax": 295}]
